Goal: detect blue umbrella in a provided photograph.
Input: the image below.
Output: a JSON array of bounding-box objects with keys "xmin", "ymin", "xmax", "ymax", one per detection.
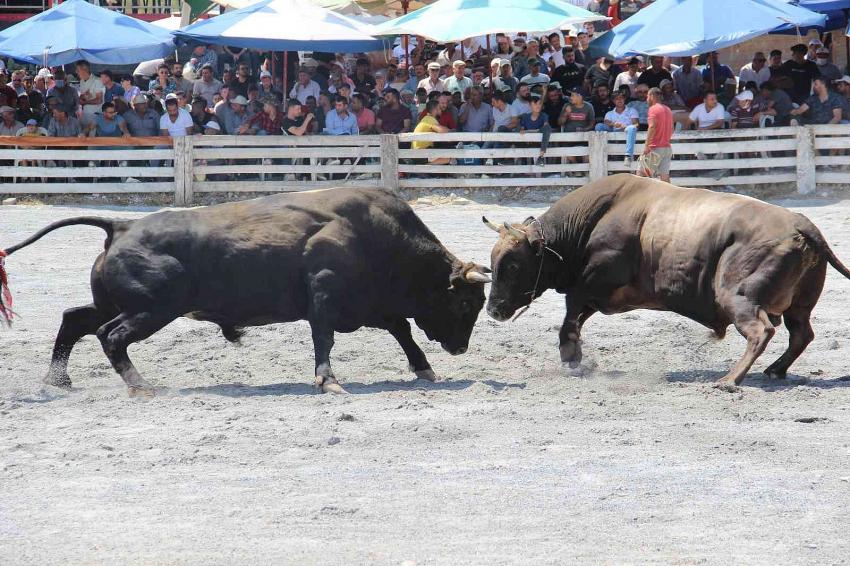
[
  {"xmin": 589, "ymin": 0, "xmax": 826, "ymax": 58},
  {"xmin": 772, "ymin": 0, "xmax": 850, "ymax": 33},
  {"xmin": 173, "ymin": 0, "xmax": 386, "ymax": 52},
  {"xmin": 0, "ymin": 0, "xmax": 176, "ymax": 66},
  {"xmin": 373, "ymin": 0, "xmax": 608, "ymax": 43}
]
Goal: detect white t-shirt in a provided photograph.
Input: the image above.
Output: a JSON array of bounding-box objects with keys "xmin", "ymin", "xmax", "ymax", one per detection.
[
  {"xmin": 604, "ymin": 107, "xmax": 639, "ymax": 128},
  {"xmin": 689, "ymin": 102, "xmax": 726, "ymax": 128},
  {"xmin": 160, "ymin": 108, "xmax": 194, "ymax": 136},
  {"xmin": 520, "ymin": 73, "xmax": 551, "ymax": 86},
  {"xmin": 509, "ymin": 98, "xmax": 531, "ymax": 117},
  {"xmin": 613, "ymin": 71, "xmax": 641, "ymax": 96},
  {"xmin": 78, "ymin": 74, "xmax": 106, "ymax": 122},
  {"xmin": 492, "ymin": 105, "xmax": 513, "ymax": 130}
]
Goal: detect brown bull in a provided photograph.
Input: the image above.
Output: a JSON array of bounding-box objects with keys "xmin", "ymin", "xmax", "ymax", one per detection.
[{"xmin": 483, "ymin": 174, "xmax": 850, "ymax": 389}]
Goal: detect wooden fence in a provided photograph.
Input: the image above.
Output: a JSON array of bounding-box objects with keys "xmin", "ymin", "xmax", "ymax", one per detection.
[{"xmin": 0, "ymin": 125, "xmax": 847, "ymax": 205}]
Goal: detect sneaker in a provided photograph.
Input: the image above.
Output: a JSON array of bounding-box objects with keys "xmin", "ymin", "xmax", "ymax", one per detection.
[
  {"xmin": 695, "ymin": 152, "xmax": 707, "ymax": 161},
  {"xmin": 624, "ymin": 156, "xmax": 633, "ymax": 167},
  {"xmin": 262, "ymin": 158, "xmax": 272, "ymax": 165},
  {"xmin": 484, "ymin": 158, "xmax": 494, "ymax": 166},
  {"xmin": 535, "ymin": 156, "xmax": 545, "ymax": 167},
  {"xmin": 88, "ymin": 161, "xmax": 96, "ymax": 168},
  {"xmin": 284, "ymin": 173, "xmax": 296, "ymax": 181}
]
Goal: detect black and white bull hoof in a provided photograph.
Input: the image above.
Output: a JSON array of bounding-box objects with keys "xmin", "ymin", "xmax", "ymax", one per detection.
[
  {"xmin": 559, "ymin": 339, "xmax": 582, "ymax": 367},
  {"xmin": 410, "ymin": 365, "xmax": 438, "ymax": 382},
  {"xmin": 314, "ymin": 375, "xmax": 348, "ymax": 394},
  {"xmin": 763, "ymin": 366, "xmax": 787, "ymax": 380},
  {"xmin": 127, "ymin": 382, "xmax": 156, "ymax": 399},
  {"xmin": 42, "ymin": 369, "xmax": 72, "ymax": 390}
]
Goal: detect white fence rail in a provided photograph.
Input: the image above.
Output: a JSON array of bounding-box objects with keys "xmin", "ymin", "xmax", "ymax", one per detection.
[{"xmin": 0, "ymin": 125, "xmax": 847, "ymax": 204}]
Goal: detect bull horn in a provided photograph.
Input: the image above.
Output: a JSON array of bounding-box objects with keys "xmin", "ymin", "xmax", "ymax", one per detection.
[
  {"xmin": 482, "ymin": 216, "xmax": 501, "ymax": 233},
  {"xmin": 503, "ymin": 222, "xmax": 527, "ymax": 240},
  {"xmin": 465, "ymin": 271, "xmax": 492, "ymax": 284}
]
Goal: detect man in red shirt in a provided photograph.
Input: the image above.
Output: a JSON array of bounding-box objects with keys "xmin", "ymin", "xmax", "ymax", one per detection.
[{"xmin": 638, "ymin": 86, "xmax": 673, "ymax": 182}]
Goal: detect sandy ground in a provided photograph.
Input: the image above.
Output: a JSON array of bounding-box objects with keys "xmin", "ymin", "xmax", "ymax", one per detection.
[{"xmin": 1, "ymin": 196, "xmax": 850, "ymax": 565}]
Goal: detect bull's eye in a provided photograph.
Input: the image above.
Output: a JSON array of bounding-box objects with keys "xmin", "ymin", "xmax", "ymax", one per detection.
[{"xmin": 508, "ymin": 263, "xmax": 520, "ymax": 273}]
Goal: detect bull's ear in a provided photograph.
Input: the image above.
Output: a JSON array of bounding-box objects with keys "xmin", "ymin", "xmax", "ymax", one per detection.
[
  {"xmin": 465, "ymin": 270, "xmax": 491, "ymax": 284},
  {"xmin": 527, "ymin": 222, "xmax": 545, "ymax": 247}
]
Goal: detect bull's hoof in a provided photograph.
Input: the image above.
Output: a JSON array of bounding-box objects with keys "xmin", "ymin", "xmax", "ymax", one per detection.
[
  {"xmin": 127, "ymin": 385, "xmax": 155, "ymax": 399},
  {"xmin": 764, "ymin": 367, "xmax": 787, "ymax": 380},
  {"xmin": 321, "ymin": 382, "xmax": 348, "ymax": 394},
  {"xmin": 43, "ymin": 370, "xmax": 72, "ymax": 390},
  {"xmin": 713, "ymin": 381, "xmax": 741, "ymax": 393},
  {"xmin": 413, "ymin": 368, "xmax": 438, "ymax": 382},
  {"xmin": 559, "ymin": 341, "xmax": 582, "ymax": 365}
]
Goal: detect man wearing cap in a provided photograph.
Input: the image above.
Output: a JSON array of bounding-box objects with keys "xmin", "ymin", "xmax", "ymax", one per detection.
[
  {"xmin": 481, "ymin": 58, "xmax": 504, "ymax": 93},
  {"xmin": 289, "ymin": 68, "xmax": 321, "ymax": 105},
  {"xmin": 806, "ymin": 38, "xmax": 823, "ymax": 62},
  {"xmin": 192, "ymin": 64, "xmax": 223, "ymax": 110},
  {"xmin": 16, "ymin": 118, "xmax": 47, "ymax": 138},
  {"xmin": 445, "ymin": 61, "xmax": 473, "ymax": 97},
  {"xmin": 0, "ymin": 105, "xmax": 23, "ymax": 136},
  {"xmin": 614, "ymin": 57, "xmax": 642, "ymax": 97},
  {"xmin": 257, "ymin": 70, "xmax": 282, "ymax": 101},
  {"xmin": 814, "ymin": 47, "xmax": 841, "ymax": 84},
  {"xmin": 832, "ymin": 76, "xmax": 850, "ymax": 123},
  {"xmin": 780, "ymin": 44, "xmax": 820, "ymax": 104},
  {"xmin": 739, "ymin": 52, "xmax": 771, "ymax": 89},
  {"xmin": 33, "ymin": 69, "xmax": 52, "ymax": 99},
  {"xmin": 218, "ymin": 94, "xmax": 252, "ymax": 135},
  {"xmin": 419, "ymin": 62, "xmax": 446, "ymax": 95},
  {"xmin": 160, "ymin": 96, "xmax": 195, "ymax": 137},
  {"xmin": 596, "ymin": 92, "xmax": 640, "ymax": 164},
  {"xmin": 123, "ymin": 94, "xmax": 160, "ymax": 137},
  {"xmin": 790, "ymin": 77, "xmax": 843, "ymax": 125},
  {"xmin": 729, "ymin": 90, "xmax": 758, "ymax": 129},
  {"xmin": 520, "ymin": 59, "xmax": 551, "ymax": 87},
  {"xmin": 551, "ymin": 46, "xmax": 586, "ymax": 93}
]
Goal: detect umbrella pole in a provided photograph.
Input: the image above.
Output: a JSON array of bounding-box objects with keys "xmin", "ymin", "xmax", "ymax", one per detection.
[
  {"xmin": 283, "ymin": 51, "xmax": 288, "ymax": 106},
  {"xmin": 404, "ymin": 35, "xmax": 410, "ymax": 69},
  {"xmin": 845, "ymin": 9, "xmax": 850, "ymax": 74}
]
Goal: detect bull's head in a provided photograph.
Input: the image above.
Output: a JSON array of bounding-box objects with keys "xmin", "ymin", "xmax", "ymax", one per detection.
[
  {"xmin": 415, "ymin": 261, "xmax": 490, "ymax": 355},
  {"xmin": 482, "ymin": 216, "xmax": 546, "ymax": 322}
]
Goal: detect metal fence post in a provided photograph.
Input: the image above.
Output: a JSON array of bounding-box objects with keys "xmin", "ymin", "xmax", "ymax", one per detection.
[
  {"xmin": 796, "ymin": 125, "xmax": 816, "ymax": 195},
  {"xmin": 380, "ymin": 134, "xmax": 400, "ymax": 192},
  {"xmin": 588, "ymin": 131, "xmax": 609, "ymax": 182},
  {"xmin": 173, "ymin": 135, "xmax": 195, "ymax": 206}
]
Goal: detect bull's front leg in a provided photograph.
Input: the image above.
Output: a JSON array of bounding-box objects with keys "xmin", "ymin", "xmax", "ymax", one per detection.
[
  {"xmin": 307, "ymin": 268, "xmax": 347, "ymax": 394},
  {"xmin": 388, "ymin": 319, "xmax": 437, "ymax": 382},
  {"xmin": 559, "ymin": 294, "xmax": 596, "ymax": 368}
]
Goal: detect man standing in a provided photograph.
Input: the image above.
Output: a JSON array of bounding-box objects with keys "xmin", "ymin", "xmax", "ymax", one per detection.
[
  {"xmin": 289, "ymin": 68, "xmax": 321, "ymax": 105},
  {"xmin": 404, "ymin": 63, "xmax": 427, "ymax": 93},
  {"xmin": 45, "ymin": 70, "xmax": 79, "ymax": 117},
  {"xmin": 192, "ymin": 64, "xmax": 223, "ymax": 110},
  {"xmin": 171, "ymin": 61, "xmax": 193, "ymax": 95},
  {"xmin": 444, "ymin": 61, "xmax": 473, "ymax": 96},
  {"xmin": 639, "ymin": 87, "xmax": 673, "ymax": 182},
  {"xmin": 551, "ymin": 46, "xmax": 586, "ymax": 93},
  {"xmin": 637, "ymin": 56, "xmax": 673, "ymax": 89},
  {"xmin": 739, "ymin": 52, "xmax": 771, "ymax": 88},
  {"xmin": 376, "ymin": 88, "xmax": 411, "ymax": 134},
  {"xmin": 77, "ymin": 60, "xmax": 105, "ymax": 128},
  {"xmin": 700, "ymin": 51, "xmax": 734, "ymax": 92},
  {"xmin": 99, "ymin": 70, "xmax": 124, "ymax": 104},
  {"xmin": 613, "ymin": 57, "xmax": 641, "ymax": 97},
  {"xmin": 322, "ymin": 95, "xmax": 359, "ymax": 135},
  {"xmin": 584, "ymin": 55, "xmax": 615, "ymax": 92},
  {"xmin": 780, "ymin": 43, "xmax": 820, "ymax": 104},
  {"xmin": 595, "ymin": 92, "xmax": 640, "ymax": 164},
  {"xmin": 418, "ymin": 62, "xmax": 446, "ymax": 94}
]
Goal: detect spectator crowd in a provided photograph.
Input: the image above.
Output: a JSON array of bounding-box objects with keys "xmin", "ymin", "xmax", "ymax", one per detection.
[{"xmin": 0, "ymin": 15, "xmax": 848, "ymax": 170}]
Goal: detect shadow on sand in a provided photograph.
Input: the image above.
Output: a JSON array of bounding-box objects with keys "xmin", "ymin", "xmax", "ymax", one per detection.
[
  {"xmin": 665, "ymin": 369, "xmax": 850, "ymax": 391},
  {"xmin": 179, "ymin": 378, "xmax": 524, "ymax": 398}
]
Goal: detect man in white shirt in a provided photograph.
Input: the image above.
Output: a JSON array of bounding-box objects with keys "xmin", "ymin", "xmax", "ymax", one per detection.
[
  {"xmin": 76, "ymin": 60, "xmax": 105, "ymax": 127},
  {"xmin": 613, "ymin": 57, "xmax": 642, "ymax": 97},
  {"xmin": 520, "ymin": 60, "xmax": 550, "ymax": 86},
  {"xmin": 159, "ymin": 96, "xmax": 195, "ymax": 136},
  {"xmin": 509, "ymin": 82, "xmax": 532, "ymax": 126},
  {"xmin": 418, "ymin": 62, "xmax": 446, "ymax": 94},
  {"xmin": 444, "ymin": 60, "xmax": 473, "ymax": 96},
  {"xmin": 289, "ymin": 68, "xmax": 321, "ymax": 105},
  {"xmin": 739, "ymin": 52, "xmax": 771, "ymax": 88},
  {"xmin": 688, "ymin": 91, "xmax": 726, "ymax": 129},
  {"xmin": 594, "ymin": 92, "xmax": 640, "ymax": 164}
]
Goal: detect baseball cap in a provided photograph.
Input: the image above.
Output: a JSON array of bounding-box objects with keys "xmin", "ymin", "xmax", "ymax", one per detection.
[
  {"xmin": 659, "ymin": 78, "xmax": 672, "ymax": 88},
  {"xmin": 529, "ymin": 59, "xmax": 541, "ymax": 67},
  {"xmin": 529, "ymin": 93, "xmax": 542, "ymax": 101},
  {"xmin": 735, "ymin": 90, "xmax": 754, "ymax": 101},
  {"xmin": 809, "ymin": 38, "xmax": 823, "ymax": 46},
  {"xmin": 165, "ymin": 92, "xmax": 179, "ymax": 100},
  {"xmin": 816, "ymin": 47, "xmax": 830, "ymax": 56},
  {"xmin": 132, "ymin": 94, "xmax": 148, "ymax": 104},
  {"xmin": 548, "ymin": 81, "xmax": 562, "ymax": 90},
  {"xmin": 497, "ymin": 83, "xmax": 513, "ymax": 93},
  {"xmin": 25, "ymin": 118, "xmax": 37, "ymax": 126},
  {"xmin": 834, "ymin": 75, "xmax": 850, "ymax": 84},
  {"xmin": 427, "ymin": 62, "xmax": 441, "ymax": 71},
  {"xmin": 628, "ymin": 57, "xmax": 640, "ymax": 65},
  {"xmin": 452, "ymin": 60, "xmax": 466, "ymax": 68},
  {"xmin": 231, "ymin": 95, "xmax": 248, "ymax": 105},
  {"xmin": 204, "ymin": 121, "xmax": 221, "ymax": 131},
  {"xmin": 36, "ymin": 68, "xmax": 53, "ymax": 79},
  {"xmin": 0, "ymin": 105, "xmax": 14, "ymax": 113},
  {"xmin": 259, "ymin": 70, "xmax": 272, "ymax": 79},
  {"xmin": 791, "ymin": 43, "xmax": 808, "ymax": 54}
]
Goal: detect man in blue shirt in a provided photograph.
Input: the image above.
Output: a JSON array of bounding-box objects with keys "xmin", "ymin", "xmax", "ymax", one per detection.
[
  {"xmin": 701, "ymin": 51, "xmax": 735, "ymax": 92},
  {"xmin": 322, "ymin": 95, "xmax": 359, "ymax": 135}
]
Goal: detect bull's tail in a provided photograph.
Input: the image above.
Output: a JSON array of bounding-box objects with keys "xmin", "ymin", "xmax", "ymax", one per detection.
[
  {"xmin": 797, "ymin": 220, "xmax": 850, "ymax": 281},
  {"xmin": 0, "ymin": 216, "xmax": 124, "ymax": 327}
]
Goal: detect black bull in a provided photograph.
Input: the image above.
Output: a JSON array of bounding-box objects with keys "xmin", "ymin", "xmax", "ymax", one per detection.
[
  {"xmin": 484, "ymin": 175, "xmax": 850, "ymax": 389},
  {"xmin": 0, "ymin": 188, "xmax": 491, "ymax": 395}
]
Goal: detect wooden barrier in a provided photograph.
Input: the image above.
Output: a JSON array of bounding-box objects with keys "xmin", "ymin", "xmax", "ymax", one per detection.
[{"xmin": 0, "ymin": 125, "xmax": 848, "ymax": 204}]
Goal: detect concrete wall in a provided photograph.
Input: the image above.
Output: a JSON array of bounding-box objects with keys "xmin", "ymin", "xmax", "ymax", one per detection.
[{"xmin": 717, "ymin": 31, "xmax": 848, "ymax": 75}]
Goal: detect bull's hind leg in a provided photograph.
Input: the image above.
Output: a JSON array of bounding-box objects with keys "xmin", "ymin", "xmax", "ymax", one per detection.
[
  {"xmin": 96, "ymin": 311, "xmax": 177, "ymax": 397},
  {"xmin": 764, "ymin": 308, "xmax": 815, "ymax": 379},
  {"xmin": 44, "ymin": 304, "xmax": 112, "ymax": 389},
  {"xmin": 307, "ymin": 268, "xmax": 347, "ymax": 394},
  {"xmin": 716, "ymin": 308, "xmax": 776, "ymax": 390}
]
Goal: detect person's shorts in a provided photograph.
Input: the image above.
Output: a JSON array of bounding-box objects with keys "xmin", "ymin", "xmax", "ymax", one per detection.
[{"xmin": 641, "ymin": 146, "xmax": 673, "ymax": 177}]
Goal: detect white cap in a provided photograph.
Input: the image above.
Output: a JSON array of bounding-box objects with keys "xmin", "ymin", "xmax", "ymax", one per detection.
[
  {"xmin": 204, "ymin": 121, "xmax": 221, "ymax": 131},
  {"xmin": 736, "ymin": 90, "xmax": 754, "ymax": 101}
]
